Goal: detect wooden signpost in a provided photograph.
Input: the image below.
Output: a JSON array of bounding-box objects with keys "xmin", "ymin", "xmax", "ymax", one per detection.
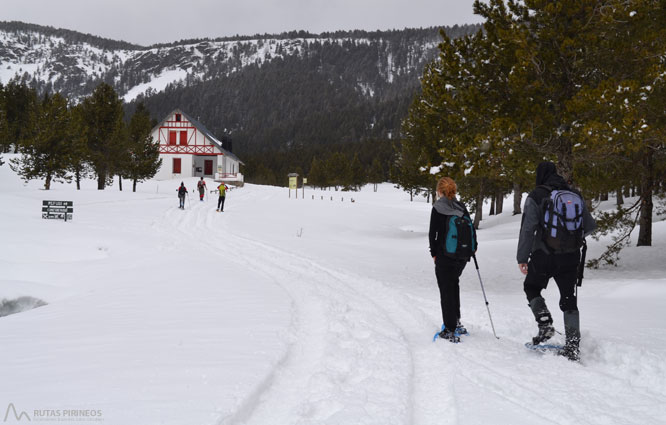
[
  {"xmin": 288, "ymin": 173, "xmax": 298, "ymax": 199},
  {"xmin": 42, "ymin": 200, "xmax": 73, "ymax": 221}
]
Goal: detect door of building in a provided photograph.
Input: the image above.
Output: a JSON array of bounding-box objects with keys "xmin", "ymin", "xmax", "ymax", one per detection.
[{"xmin": 204, "ymin": 160, "xmax": 213, "ymax": 176}]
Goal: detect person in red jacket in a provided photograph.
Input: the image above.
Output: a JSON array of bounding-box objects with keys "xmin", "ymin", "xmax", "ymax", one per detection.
[{"xmin": 197, "ymin": 177, "xmax": 207, "ymax": 201}]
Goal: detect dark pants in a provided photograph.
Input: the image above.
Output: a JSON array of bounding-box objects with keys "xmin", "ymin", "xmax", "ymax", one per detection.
[
  {"xmin": 178, "ymin": 195, "xmax": 185, "ymax": 208},
  {"xmin": 435, "ymin": 258, "xmax": 466, "ymax": 331},
  {"xmin": 199, "ymin": 189, "xmax": 205, "ymax": 200},
  {"xmin": 217, "ymin": 196, "xmax": 225, "ymax": 211},
  {"xmin": 524, "ymin": 250, "xmax": 580, "ymax": 312}
]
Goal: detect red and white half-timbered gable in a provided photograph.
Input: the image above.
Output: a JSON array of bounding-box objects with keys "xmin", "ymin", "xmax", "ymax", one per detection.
[{"xmin": 152, "ymin": 109, "xmax": 243, "ymax": 184}]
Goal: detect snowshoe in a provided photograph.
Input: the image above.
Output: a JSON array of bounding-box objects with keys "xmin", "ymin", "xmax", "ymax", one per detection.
[
  {"xmin": 531, "ymin": 325, "xmax": 555, "ymax": 345},
  {"xmin": 525, "ymin": 342, "xmax": 563, "ymax": 354},
  {"xmin": 455, "ymin": 320, "xmax": 468, "ymax": 336},
  {"xmin": 433, "ymin": 325, "xmax": 460, "ymax": 343},
  {"xmin": 438, "ymin": 328, "xmax": 460, "ymax": 343},
  {"xmin": 558, "ymin": 344, "xmax": 580, "ymax": 362}
]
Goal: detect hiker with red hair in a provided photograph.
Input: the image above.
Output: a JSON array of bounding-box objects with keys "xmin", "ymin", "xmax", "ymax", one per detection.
[{"xmin": 429, "ymin": 177, "xmax": 476, "ymax": 343}]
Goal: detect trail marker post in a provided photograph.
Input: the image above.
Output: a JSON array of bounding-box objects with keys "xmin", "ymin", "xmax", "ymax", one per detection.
[
  {"xmin": 42, "ymin": 200, "xmax": 73, "ymax": 222},
  {"xmin": 288, "ymin": 173, "xmax": 299, "ymax": 199}
]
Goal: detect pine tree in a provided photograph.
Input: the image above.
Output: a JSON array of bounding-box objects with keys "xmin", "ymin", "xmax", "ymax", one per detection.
[
  {"xmin": 486, "ymin": 0, "xmax": 608, "ymax": 182},
  {"xmin": 308, "ymin": 156, "xmax": 324, "ymax": 189},
  {"xmin": 1, "ymin": 81, "xmax": 38, "ymax": 155},
  {"xmin": 327, "ymin": 152, "xmax": 349, "ymax": 190},
  {"xmin": 10, "ymin": 93, "xmax": 73, "ymax": 190},
  {"xmin": 114, "ymin": 124, "xmax": 130, "ymax": 191},
  {"xmin": 79, "ymin": 83, "xmax": 125, "ymax": 190},
  {"xmin": 126, "ymin": 103, "xmax": 161, "ymax": 192},
  {"xmin": 570, "ymin": 0, "xmax": 666, "ymax": 254},
  {"xmin": 399, "ymin": 28, "xmax": 508, "ymax": 215},
  {"xmin": 68, "ymin": 104, "xmax": 93, "ymax": 190},
  {"xmin": 350, "ymin": 153, "xmax": 365, "ymax": 190},
  {"xmin": 368, "ymin": 157, "xmax": 384, "ymax": 192}
]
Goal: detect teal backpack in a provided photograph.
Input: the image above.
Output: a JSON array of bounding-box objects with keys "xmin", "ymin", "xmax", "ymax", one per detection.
[{"xmin": 444, "ymin": 213, "xmax": 477, "ymax": 260}]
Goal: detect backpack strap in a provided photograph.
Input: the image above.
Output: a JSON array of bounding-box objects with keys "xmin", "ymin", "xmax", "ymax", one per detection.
[{"xmin": 544, "ymin": 197, "xmax": 556, "ymax": 235}]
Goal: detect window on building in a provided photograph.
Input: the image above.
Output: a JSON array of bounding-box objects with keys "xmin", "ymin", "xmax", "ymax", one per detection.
[
  {"xmin": 175, "ymin": 114, "xmax": 182, "ymax": 122},
  {"xmin": 179, "ymin": 131, "xmax": 188, "ymax": 146},
  {"xmin": 169, "ymin": 132, "xmax": 177, "ymax": 145},
  {"xmin": 173, "ymin": 158, "xmax": 181, "ymax": 174}
]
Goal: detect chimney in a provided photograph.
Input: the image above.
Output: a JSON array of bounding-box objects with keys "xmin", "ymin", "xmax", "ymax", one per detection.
[{"xmin": 222, "ymin": 137, "xmax": 233, "ymax": 152}]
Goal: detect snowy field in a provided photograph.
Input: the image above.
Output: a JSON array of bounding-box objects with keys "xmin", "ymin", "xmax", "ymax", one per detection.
[{"xmin": 1, "ymin": 156, "xmax": 666, "ymax": 425}]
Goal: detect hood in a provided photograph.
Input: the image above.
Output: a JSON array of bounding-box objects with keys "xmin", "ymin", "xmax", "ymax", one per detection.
[
  {"xmin": 434, "ymin": 195, "xmax": 465, "ymax": 217},
  {"xmin": 536, "ymin": 161, "xmax": 568, "ymax": 190},
  {"xmin": 536, "ymin": 162, "xmax": 557, "ymax": 186}
]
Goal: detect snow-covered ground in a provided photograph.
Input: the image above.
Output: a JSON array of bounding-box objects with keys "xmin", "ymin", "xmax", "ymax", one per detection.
[{"xmin": 1, "ymin": 156, "xmax": 665, "ymax": 425}]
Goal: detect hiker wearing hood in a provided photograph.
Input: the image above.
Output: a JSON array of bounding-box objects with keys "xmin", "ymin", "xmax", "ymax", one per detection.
[
  {"xmin": 429, "ymin": 177, "xmax": 471, "ymax": 342},
  {"xmin": 517, "ymin": 161, "xmax": 596, "ymax": 361},
  {"xmin": 177, "ymin": 182, "xmax": 188, "ymax": 209}
]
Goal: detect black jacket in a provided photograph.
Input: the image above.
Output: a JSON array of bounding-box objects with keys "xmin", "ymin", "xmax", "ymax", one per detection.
[
  {"xmin": 429, "ymin": 197, "xmax": 470, "ymax": 263},
  {"xmin": 517, "ymin": 162, "xmax": 597, "ymax": 263}
]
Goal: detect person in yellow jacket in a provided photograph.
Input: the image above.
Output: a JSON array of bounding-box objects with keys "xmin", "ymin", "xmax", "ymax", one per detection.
[{"xmin": 216, "ymin": 183, "xmax": 229, "ymax": 212}]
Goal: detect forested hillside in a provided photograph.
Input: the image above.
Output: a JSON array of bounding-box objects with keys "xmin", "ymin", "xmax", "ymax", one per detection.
[{"xmin": 1, "ymin": 21, "xmax": 481, "ymax": 185}]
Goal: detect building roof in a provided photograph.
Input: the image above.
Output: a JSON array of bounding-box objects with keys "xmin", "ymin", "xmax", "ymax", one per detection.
[{"xmin": 153, "ymin": 108, "xmax": 244, "ymax": 165}]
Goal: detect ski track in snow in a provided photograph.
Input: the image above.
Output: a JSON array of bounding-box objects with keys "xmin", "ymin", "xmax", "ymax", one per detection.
[
  {"xmin": 156, "ymin": 193, "xmax": 666, "ymax": 425},
  {"xmin": 162, "ymin": 203, "xmax": 415, "ymax": 425}
]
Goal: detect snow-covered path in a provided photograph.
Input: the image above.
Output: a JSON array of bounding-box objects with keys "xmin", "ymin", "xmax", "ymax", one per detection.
[
  {"xmin": 2, "ymin": 165, "xmax": 666, "ymax": 424},
  {"xmin": 164, "ymin": 184, "xmax": 666, "ymax": 425}
]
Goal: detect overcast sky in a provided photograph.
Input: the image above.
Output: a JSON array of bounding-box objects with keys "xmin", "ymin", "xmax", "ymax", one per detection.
[{"xmin": 3, "ymin": 0, "xmax": 484, "ymax": 46}]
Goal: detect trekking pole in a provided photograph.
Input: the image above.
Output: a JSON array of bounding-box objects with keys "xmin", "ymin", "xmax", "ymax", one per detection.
[
  {"xmin": 472, "ymin": 255, "xmax": 499, "ymax": 339},
  {"xmin": 186, "ymin": 192, "xmax": 191, "ymax": 208},
  {"xmin": 576, "ymin": 240, "xmax": 587, "ymax": 288}
]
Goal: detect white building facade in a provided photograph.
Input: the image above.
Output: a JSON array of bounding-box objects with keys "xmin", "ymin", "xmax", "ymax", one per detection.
[{"xmin": 152, "ymin": 109, "xmax": 243, "ymax": 184}]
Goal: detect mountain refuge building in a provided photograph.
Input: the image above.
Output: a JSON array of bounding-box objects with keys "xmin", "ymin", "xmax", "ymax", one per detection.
[{"xmin": 151, "ymin": 109, "xmax": 244, "ymax": 185}]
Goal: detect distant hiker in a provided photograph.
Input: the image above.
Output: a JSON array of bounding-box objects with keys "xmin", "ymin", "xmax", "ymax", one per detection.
[
  {"xmin": 197, "ymin": 177, "xmax": 207, "ymax": 201},
  {"xmin": 177, "ymin": 182, "xmax": 188, "ymax": 209},
  {"xmin": 429, "ymin": 177, "xmax": 477, "ymax": 343},
  {"xmin": 216, "ymin": 183, "xmax": 229, "ymax": 212},
  {"xmin": 517, "ymin": 161, "xmax": 597, "ymax": 361}
]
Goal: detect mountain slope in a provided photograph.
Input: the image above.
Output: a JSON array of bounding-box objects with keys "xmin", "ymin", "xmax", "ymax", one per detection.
[
  {"xmin": 0, "ymin": 21, "xmax": 478, "ymax": 103},
  {"xmin": 0, "ymin": 22, "xmax": 480, "ymax": 182}
]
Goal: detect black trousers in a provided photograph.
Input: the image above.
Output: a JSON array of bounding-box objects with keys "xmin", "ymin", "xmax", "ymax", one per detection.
[
  {"xmin": 435, "ymin": 257, "xmax": 466, "ymax": 331},
  {"xmin": 524, "ymin": 250, "xmax": 580, "ymax": 312},
  {"xmin": 217, "ymin": 195, "xmax": 226, "ymax": 211},
  {"xmin": 178, "ymin": 195, "xmax": 185, "ymax": 208}
]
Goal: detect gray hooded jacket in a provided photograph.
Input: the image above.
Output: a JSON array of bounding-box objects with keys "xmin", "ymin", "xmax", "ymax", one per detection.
[
  {"xmin": 433, "ymin": 196, "xmax": 465, "ymax": 217},
  {"xmin": 516, "ymin": 162, "xmax": 597, "ymax": 263}
]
